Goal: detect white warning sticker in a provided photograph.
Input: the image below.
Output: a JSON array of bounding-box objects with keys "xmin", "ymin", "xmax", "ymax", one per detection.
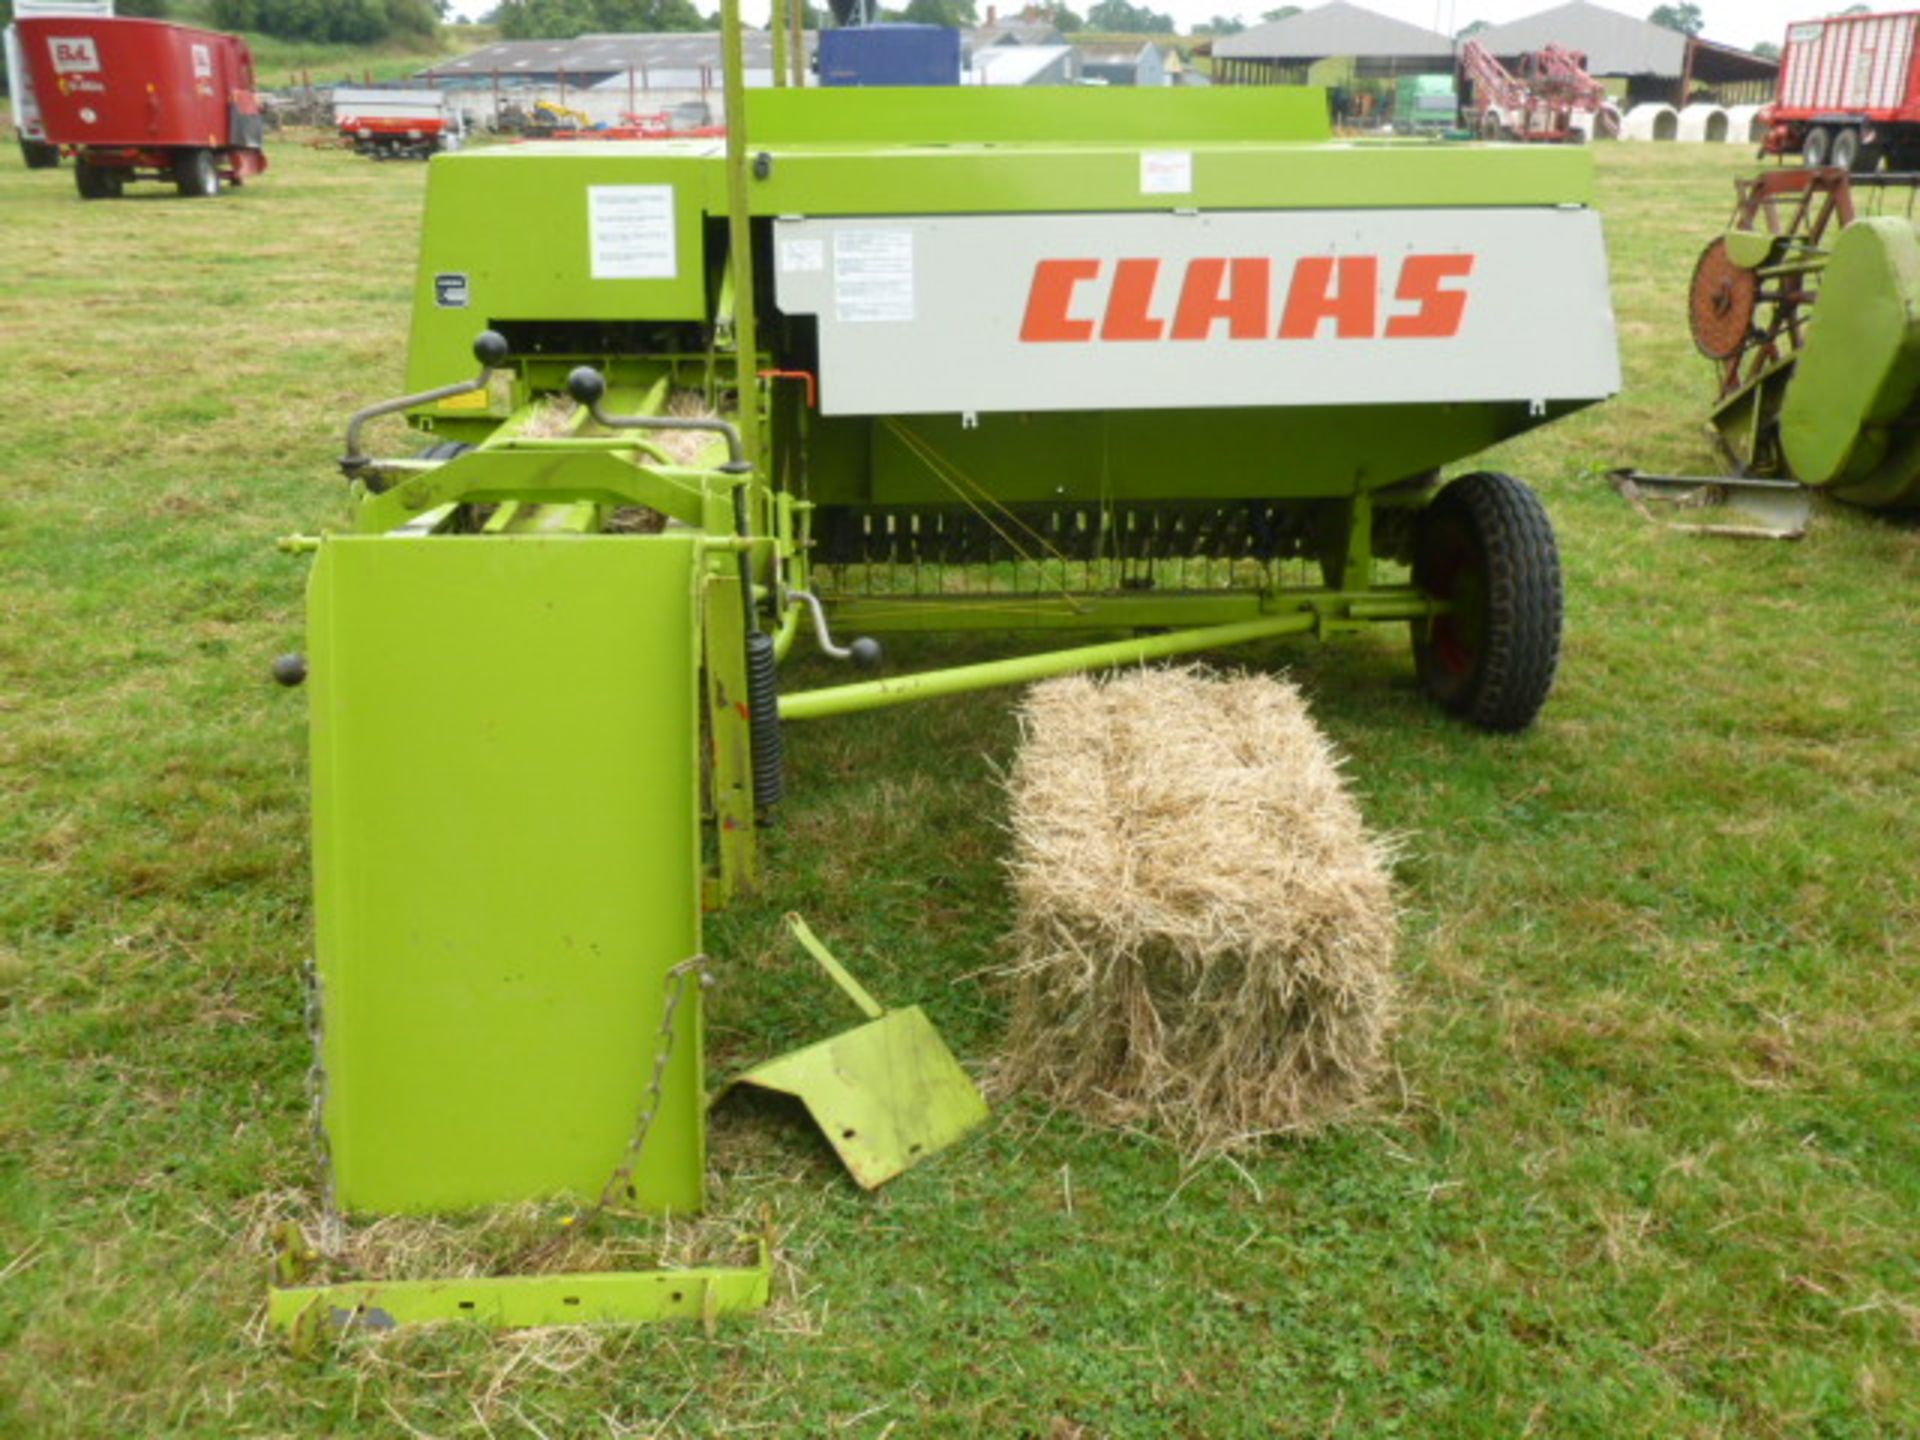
[
  {"xmin": 833, "ymin": 229, "xmax": 915, "ymax": 323},
  {"xmin": 1140, "ymin": 150, "xmax": 1193, "ymax": 196},
  {"xmin": 587, "ymin": 185, "xmax": 677, "ymax": 281}
]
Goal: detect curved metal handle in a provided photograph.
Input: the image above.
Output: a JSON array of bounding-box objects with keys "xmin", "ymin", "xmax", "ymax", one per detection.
[
  {"xmin": 564, "ymin": 366, "xmax": 746, "ymax": 465},
  {"xmin": 340, "ymin": 331, "xmax": 510, "ymax": 478}
]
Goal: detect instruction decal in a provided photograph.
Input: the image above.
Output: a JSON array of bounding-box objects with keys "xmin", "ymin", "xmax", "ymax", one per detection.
[
  {"xmin": 1140, "ymin": 150, "xmax": 1193, "ymax": 196},
  {"xmin": 588, "ymin": 185, "xmax": 677, "ymax": 281},
  {"xmin": 833, "ymin": 229, "xmax": 915, "ymax": 323},
  {"xmin": 779, "ymin": 237, "xmax": 826, "ymax": 274},
  {"xmin": 434, "ymin": 272, "xmax": 470, "ymax": 309}
]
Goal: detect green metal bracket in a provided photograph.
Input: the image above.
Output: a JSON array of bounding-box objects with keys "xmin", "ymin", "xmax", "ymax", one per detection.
[
  {"xmin": 715, "ymin": 915, "xmax": 989, "ymax": 1190},
  {"xmin": 269, "ymin": 1237, "xmax": 772, "ymax": 1340}
]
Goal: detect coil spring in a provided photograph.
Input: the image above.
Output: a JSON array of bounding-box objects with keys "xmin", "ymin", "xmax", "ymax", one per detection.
[{"xmin": 745, "ymin": 630, "xmax": 784, "ymax": 815}]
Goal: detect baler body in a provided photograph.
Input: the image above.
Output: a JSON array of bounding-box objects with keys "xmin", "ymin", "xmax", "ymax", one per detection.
[
  {"xmin": 291, "ymin": 86, "xmax": 1617, "ymax": 1228},
  {"xmin": 407, "ymin": 88, "xmax": 1616, "ymax": 535},
  {"xmin": 16, "ymin": 15, "xmax": 265, "ymax": 193}
]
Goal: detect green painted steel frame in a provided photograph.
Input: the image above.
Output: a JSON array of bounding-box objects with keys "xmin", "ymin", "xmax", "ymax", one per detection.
[{"xmin": 269, "ymin": 1240, "xmax": 772, "ymax": 1337}]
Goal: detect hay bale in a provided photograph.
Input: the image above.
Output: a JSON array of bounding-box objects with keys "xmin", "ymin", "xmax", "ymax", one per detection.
[{"xmin": 998, "ymin": 666, "xmax": 1398, "ymax": 1154}]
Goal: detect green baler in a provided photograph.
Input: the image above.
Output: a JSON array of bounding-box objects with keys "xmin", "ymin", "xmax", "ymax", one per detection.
[{"xmin": 270, "ymin": 18, "xmax": 1619, "ymax": 1333}]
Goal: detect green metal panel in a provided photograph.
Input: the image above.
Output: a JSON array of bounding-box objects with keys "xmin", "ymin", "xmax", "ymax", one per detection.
[
  {"xmin": 407, "ymin": 147, "xmax": 720, "ymax": 393},
  {"xmin": 1778, "ymin": 218, "xmax": 1920, "ymax": 509},
  {"xmin": 308, "ymin": 533, "xmax": 706, "ymax": 1216},
  {"xmin": 743, "ymin": 143, "xmax": 1591, "ymax": 219},
  {"xmin": 745, "ymin": 85, "xmax": 1333, "ymax": 144},
  {"xmin": 806, "ymin": 401, "xmax": 1573, "ymax": 506}
]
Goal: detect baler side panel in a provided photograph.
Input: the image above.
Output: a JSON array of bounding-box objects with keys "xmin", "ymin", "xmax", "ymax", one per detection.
[
  {"xmin": 309, "ymin": 535, "xmax": 707, "ymax": 1216},
  {"xmin": 773, "ymin": 209, "xmax": 1620, "ymax": 417}
]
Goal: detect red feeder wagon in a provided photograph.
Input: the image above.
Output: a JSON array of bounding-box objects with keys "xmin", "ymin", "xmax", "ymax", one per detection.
[{"xmin": 16, "ymin": 14, "xmax": 265, "ymax": 199}]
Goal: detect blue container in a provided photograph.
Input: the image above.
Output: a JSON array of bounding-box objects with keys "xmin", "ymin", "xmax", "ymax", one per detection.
[{"xmin": 818, "ymin": 25, "xmax": 961, "ymax": 87}]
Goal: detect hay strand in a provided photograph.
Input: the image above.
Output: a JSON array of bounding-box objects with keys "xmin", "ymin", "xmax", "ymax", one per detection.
[{"xmin": 996, "ymin": 666, "xmax": 1399, "ymax": 1155}]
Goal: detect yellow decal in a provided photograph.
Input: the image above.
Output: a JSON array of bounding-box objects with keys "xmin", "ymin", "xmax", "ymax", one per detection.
[{"xmin": 438, "ymin": 390, "xmax": 490, "ymax": 412}]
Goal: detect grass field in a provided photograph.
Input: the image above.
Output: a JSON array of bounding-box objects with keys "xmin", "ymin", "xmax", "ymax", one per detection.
[{"xmin": 2, "ymin": 138, "xmax": 1918, "ymax": 1438}]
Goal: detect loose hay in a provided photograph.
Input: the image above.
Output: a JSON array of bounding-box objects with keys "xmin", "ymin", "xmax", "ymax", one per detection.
[{"xmin": 997, "ymin": 666, "xmax": 1399, "ymax": 1155}]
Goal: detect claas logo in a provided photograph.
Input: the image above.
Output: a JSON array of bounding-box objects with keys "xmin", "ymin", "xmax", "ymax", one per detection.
[
  {"xmin": 1020, "ymin": 254, "xmax": 1475, "ymax": 342},
  {"xmin": 49, "ymin": 36, "xmax": 101, "ymax": 74}
]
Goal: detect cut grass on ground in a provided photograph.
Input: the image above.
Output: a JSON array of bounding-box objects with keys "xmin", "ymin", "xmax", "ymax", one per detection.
[{"xmin": 1, "ymin": 141, "xmax": 1917, "ymax": 1437}]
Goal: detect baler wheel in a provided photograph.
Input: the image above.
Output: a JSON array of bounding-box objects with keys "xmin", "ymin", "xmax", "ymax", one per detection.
[
  {"xmin": 19, "ymin": 139, "xmax": 60, "ymax": 171},
  {"xmin": 174, "ymin": 148, "xmax": 221, "ymax": 199},
  {"xmin": 1410, "ymin": 472, "xmax": 1562, "ymax": 733},
  {"xmin": 1802, "ymin": 126, "xmax": 1832, "ymax": 168}
]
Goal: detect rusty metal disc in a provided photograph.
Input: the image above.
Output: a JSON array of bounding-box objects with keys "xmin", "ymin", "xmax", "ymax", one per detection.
[{"xmin": 1689, "ymin": 237, "xmax": 1759, "ymax": 360}]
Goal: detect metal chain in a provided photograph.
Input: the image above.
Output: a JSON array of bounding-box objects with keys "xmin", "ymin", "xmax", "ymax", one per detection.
[
  {"xmin": 299, "ymin": 952, "xmax": 709, "ymax": 1255},
  {"xmin": 592, "ymin": 953, "xmax": 713, "ymax": 1216}
]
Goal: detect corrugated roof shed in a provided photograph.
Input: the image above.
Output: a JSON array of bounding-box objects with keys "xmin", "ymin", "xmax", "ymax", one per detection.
[
  {"xmin": 1215, "ymin": 1, "xmax": 1452, "ymax": 61},
  {"xmin": 418, "ymin": 32, "xmax": 814, "ymax": 80},
  {"xmin": 1474, "ymin": 2, "xmax": 1685, "ymax": 77}
]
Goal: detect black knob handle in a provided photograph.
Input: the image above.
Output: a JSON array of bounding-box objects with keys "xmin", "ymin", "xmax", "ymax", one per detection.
[
  {"xmin": 472, "ymin": 330, "xmax": 510, "ymax": 368},
  {"xmin": 848, "ymin": 637, "xmax": 883, "ymax": 671},
  {"xmin": 566, "ymin": 365, "xmax": 607, "ymax": 407},
  {"xmin": 271, "ymin": 653, "xmax": 308, "ymax": 688}
]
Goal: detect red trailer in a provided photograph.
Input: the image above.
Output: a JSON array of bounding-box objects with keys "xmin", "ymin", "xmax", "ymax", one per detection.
[
  {"xmin": 1764, "ymin": 10, "xmax": 1920, "ymax": 170},
  {"xmin": 16, "ymin": 14, "xmax": 265, "ymax": 199}
]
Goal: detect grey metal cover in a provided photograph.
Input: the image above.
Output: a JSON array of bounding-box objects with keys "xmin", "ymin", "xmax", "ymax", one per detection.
[{"xmin": 773, "ymin": 208, "xmax": 1621, "ymax": 417}]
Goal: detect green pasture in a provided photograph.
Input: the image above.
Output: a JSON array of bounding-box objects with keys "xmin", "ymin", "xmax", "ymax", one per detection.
[{"xmin": 1, "ymin": 138, "xmax": 1916, "ymax": 1437}]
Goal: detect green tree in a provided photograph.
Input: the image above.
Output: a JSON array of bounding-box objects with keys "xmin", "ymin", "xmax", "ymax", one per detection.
[
  {"xmin": 210, "ymin": 0, "xmax": 439, "ymax": 41},
  {"xmin": 899, "ymin": 0, "xmax": 977, "ymax": 24},
  {"xmin": 1194, "ymin": 14, "xmax": 1244, "ymax": 34},
  {"xmin": 1648, "ymin": 2, "xmax": 1703, "ymax": 36},
  {"xmin": 1045, "ymin": 3, "xmax": 1084, "ymax": 31},
  {"xmin": 1259, "ymin": 4, "xmax": 1299, "ymax": 20},
  {"xmin": 1456, "ymin": 18, "xmax": 1490, "ymax": 38},
  {"xmin": 1753, "ymin": 40, "xmax": 1780, "ymax": 58},
  {"xmin": 492, "ymin": 0, "xmax": 707, "ymax": 37},
  {"xmin": 1087, "ymin": 0, "xmax": 1173, "ymax": 33}
]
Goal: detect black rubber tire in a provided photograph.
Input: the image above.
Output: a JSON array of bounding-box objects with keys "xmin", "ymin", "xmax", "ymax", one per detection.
[
  {"xmin": 20, "ymin": 138, "xmax": 60, "ymax": 170},
  {"xmin": 1831, "ymin": 127, "xmax": 1863, "ymax": 173},
  {"xmin": 1803, "ymin": 125, "xmax": 1832, "ymax": 167},
  {"xmin": 416, "ymin": 441, "xmax": 473, "ymax": 460},
  {"xmin": 73, "ymin": 158, "xmax": 119, "ymax": 199},
  {"xmin": 1409, "ymin": 471, "xmax": 1562, "ymax": 733},
  {"xmin": 174, "ymin": 147, "xmax": 220, "ymax": 198}
]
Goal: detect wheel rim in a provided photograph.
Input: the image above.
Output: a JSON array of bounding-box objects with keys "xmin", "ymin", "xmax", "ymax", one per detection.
[{"xmin": 1423, "ymin": 532, "xmax": 1487, "ymax": 680}]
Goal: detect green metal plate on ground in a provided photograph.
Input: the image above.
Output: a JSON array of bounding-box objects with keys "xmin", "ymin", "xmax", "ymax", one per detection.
[
  {"xmin": 307, "ymin": 534, "xmax": 706, "ymax": 1216},
  {"xmin": 721, "ymin": 1006, "xmax": 990, "ymax": 1189},
  {"xmin": 270, "ymin": 1247, "xmax": 771, "ymax": 1336}
]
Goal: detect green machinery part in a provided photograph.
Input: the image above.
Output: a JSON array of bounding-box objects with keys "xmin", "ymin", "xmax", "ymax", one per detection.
[
  {"xmin": 270, "ymin": 0, "xmax": 1621, "ymax": 1334},
  {"xmin": 1696, "ymin": 167, "xmax": 1920, "ymax": 510}
]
